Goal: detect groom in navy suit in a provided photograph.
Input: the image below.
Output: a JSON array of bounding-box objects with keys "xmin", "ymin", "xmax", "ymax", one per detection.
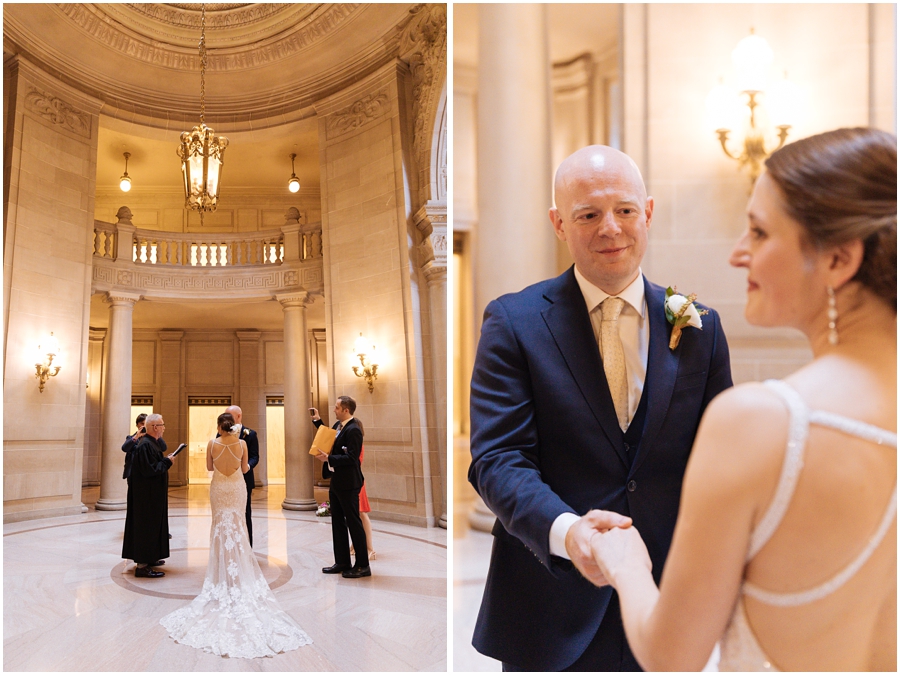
[{"xmin": 469, "ymin": 146, "xmax": 732, "ymax": 671}]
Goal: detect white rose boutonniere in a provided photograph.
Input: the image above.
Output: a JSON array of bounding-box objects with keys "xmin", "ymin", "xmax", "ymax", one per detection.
[{"xmin": 665, "ymin": 287, "xmax": 709, "ymax": 350}]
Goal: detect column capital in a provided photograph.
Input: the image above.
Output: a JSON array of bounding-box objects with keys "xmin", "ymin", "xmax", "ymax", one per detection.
[
  {"xmin": 88, "ymin": 327, "xmax": 107, "ymax": 342},
  {"xmin": 275, "ymin": 291, "xmax": 313, "ymax": 308},
  {"xmin": 423, "ymin": 262, "xmax": 447, "ymax": 285},
  {"xmin": 413, "ymin": 200, "xmax": 448, "ymax": 237},
  {"xmin": 235, "ymin": 330, "xmax": 262, "ymax": 342},
  {"xmin": 158, "ymin": 329, "xmax": 185, "ymax": 342},
  {"xmin": 106, "ymin": 291, "xmax": 141, "ymax": 307}
]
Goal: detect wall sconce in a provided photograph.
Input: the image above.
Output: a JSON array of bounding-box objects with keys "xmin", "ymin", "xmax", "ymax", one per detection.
[
  {"xmin": 288, "ymin": 153, "xmax": 300, "ymax": 193},
  {"xmin": 35, "ymin": 332, "xmax": 61, "ymax": 393},
  {"xmin": 119, "ymin": 152, "xmax": 132, "ymax": 192},
  {"xmin": 705, "ymin": 29, "xmax": 803, "ymax": 183},
  {"xmin": 352, "ymin": 333, "xmax": 379, "ymax": 393}
]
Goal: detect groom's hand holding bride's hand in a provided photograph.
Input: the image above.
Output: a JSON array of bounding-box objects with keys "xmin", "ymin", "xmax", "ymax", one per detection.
[
  {"xmin": 589, "ymin": 525, "xmax": 652, "ymax": 589},
  {"xmin": 565, "ymin": 510, "xmax": 632, "ymax": 587}
]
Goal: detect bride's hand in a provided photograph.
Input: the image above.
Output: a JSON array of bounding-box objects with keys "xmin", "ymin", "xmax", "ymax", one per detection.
[
  {"xmin": 565, "ymin": 509, "xmax": 632, "ymax": 587},
  {"xmin": 589, "ymin": 525, "xmax": 652, "ymax": 589}
]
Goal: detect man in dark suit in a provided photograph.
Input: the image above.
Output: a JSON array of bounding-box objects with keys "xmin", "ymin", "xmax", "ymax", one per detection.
[
  {"xmin": 311, "ymin": 395, "xmax": 370, "ymax": 578},
  {"xmin": 122, "ymin": 413, "xmax": 148, "ymax": 481},
  {"xmin": 468, "ymin": 145, "xmax": 733, "ymax": 671},
  {"xmin": 225, "ymin": 405, "xmax": 259, "ymax": 547}
]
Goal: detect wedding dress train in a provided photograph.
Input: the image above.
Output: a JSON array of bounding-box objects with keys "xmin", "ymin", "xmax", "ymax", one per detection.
[{"xmin": 160, "ymin": 440, "xmax": 312, "ymax": 658}]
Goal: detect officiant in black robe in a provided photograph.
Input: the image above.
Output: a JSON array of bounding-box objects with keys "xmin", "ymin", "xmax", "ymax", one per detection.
[{"xmin": 122, "ymin": 413, "xmax": 174, "ymax": 577}]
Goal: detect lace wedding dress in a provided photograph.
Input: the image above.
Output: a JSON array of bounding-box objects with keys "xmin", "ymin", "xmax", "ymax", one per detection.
[
  {"xmin": 160, "ymin": 439, "xmax": 312, "ymax": 658},
  {"xmin": 719, "ymin": 380, "xmax": 896, "ymax": 671}
]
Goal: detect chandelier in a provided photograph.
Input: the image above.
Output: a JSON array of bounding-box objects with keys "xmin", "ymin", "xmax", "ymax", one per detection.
[{"xmin": 177, "ymin": 3, "xmax": 228, "ymax": 218}]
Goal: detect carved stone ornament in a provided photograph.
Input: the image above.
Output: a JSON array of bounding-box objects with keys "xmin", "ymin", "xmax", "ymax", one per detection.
[
  {"xmin": 58, "ymin": 4, "xmax": 362, "ymax": 69},
  {"xmin": 325, "ymin": 92, "xmax": 391, "ymax": 139},
  {"xmin": 397, "ymin": 4, "xmax": 447, "ymax": 179},
  {"xmin": 93, "ymin": 264, "xmax": 322, "ymax": 300},
  {"xmin": 23, "ymin": 87, "xmax": 91, "ymax": 138}
]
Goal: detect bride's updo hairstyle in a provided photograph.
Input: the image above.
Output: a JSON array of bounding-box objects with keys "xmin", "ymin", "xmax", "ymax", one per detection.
[
  {"xmin": 764, "ymin": 127, "xmax": 897, "ymax": 313},
  {"xmin": 217, "ymin": 412, "xmax": 235, "ymax": 433}
]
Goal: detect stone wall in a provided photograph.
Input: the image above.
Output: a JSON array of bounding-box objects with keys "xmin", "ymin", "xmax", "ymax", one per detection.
[
  {"xmin": 3, "ymin": 57, "xmax": 102, "ymax": 522},
  {"xmin": 315, "ymin": 60, "xmax": 441, "ymax": 526}
]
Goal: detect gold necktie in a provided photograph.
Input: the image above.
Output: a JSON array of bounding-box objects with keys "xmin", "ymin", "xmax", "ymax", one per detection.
[{"xmin": 600, "ymin": 297, "xmax": 628, "ymax": 431}]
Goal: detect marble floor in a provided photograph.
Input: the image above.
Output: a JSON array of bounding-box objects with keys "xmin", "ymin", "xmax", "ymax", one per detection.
[
  {"xmin": 4, "ymin": 484, "xmax": 447, "ymax": 672},
  {"xmin": 452, "ymin": 529, "xmax": 500, "ymax": 672}
]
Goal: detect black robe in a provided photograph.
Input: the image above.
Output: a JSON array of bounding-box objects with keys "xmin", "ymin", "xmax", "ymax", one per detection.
[{"xmin": 121, "ymin": 435, "xmax": 172, "ymax": 564}]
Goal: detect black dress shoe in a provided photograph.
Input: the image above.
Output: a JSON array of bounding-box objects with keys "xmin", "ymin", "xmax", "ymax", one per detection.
[
  {"xmin": 168, "ymin": 533, "xmax": 172, "ymax": 539},
  {"xmin": 342, "ymin": 565, "xmax": 372, "ymax": 578},
  {"xmin": 322, "ymin": 563, "xmax": 352, "ymax": 574},
  {"xmin": 135, "ymin": 566, "xmax": 165, "ymax": 578}
]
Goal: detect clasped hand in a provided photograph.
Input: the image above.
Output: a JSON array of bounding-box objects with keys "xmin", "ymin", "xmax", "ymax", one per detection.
[{"xmin": 565, "ymin": 509, "xmax": 650, "ymax": 588}]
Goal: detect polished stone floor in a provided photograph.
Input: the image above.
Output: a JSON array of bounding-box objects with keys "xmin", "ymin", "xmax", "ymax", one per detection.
[{"xmin": 4, "ymin": 484, "xmax": 447, "ymax": 671}]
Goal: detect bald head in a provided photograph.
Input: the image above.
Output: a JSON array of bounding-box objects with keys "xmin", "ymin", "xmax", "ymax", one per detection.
[
  {"xmin": 549, "ymin": 145, "xmax": 653, "ymax": 295},
  {"xmin": 554, "ymin": 145, "xmax": 647, "ymax": 209},
  {"xmin": 225, "ymin": 405, "xmax": 242, "ymax": 424}
]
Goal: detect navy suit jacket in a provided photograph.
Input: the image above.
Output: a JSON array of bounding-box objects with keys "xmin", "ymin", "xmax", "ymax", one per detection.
[
  {"xmin": 240, "ymin": 427, "xmax": 259, "ymax": 492},
  {"xmin": 468, "ymin": 268, "xmax": 732, "ymax": 670}
]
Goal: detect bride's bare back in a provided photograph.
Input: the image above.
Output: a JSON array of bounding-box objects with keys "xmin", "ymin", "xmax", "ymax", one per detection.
[{"xmin": 206, "ymin": 435, "xmax": 249, "ymax": 477}]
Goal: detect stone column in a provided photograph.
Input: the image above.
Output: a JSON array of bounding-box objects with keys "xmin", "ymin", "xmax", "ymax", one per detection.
[
  {"xmin": 416, "ymin": 201, "xmax": 448, "ymax": 529},
  {"xmin": 277, "ymin": 292, "xmax": 316, "ymax": 511},
  {"xmin": 475, "ymin": 3, "xmax": 556, "ymax": 324},
  {"xmin": 157, "ymin": 330, "xmax": 185, "ymax": 486},
  {"xmin": 471, "ymin": 5, "xmax": 555, "ymax": 532},
  {"xmin": 95, "ymin": 292, "xmax": 140, "ymax": 511}
]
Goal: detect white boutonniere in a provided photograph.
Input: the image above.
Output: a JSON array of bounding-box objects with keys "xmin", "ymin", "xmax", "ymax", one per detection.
[
  {"xmin": 242, "ymin": 428, "xmax": 249, "ymax": 437},
  {"xmin": 665, "ymin": 287, "xmax": 709, "ymax": 350}
]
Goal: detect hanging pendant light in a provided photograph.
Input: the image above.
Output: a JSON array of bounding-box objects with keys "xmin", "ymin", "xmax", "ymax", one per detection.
[
  {"xmin": 119, "ymin": 152, "xmax": 132, "ymax": 192},
  {"xmin": 288, "ymin": 153, "xmax": 300, "ymax": 193},
  {"xmin": 177, "ymin": 3, "xmax": 228, "ymax": 217}
]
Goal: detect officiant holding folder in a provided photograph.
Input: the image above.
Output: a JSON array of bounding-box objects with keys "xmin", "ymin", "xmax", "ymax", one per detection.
[{"xmin": 310, "ymin": 396, "xmax": 370, "ymax": 578}]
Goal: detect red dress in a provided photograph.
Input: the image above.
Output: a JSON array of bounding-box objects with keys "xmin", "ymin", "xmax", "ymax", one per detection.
[{"xmin": 359, "ymin": 444, "xmax": 371, "ymax": 513}]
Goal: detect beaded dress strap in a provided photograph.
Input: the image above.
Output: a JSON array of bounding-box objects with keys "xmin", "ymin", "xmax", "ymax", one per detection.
[
  {"xmin": 745, "ymin": 380, "xmax": 808, "ymax": 561},
  {"xmin": 212, "ymin": 437, "xmax": 242, "ymax": 461},
  {"xmin": 742, "ymin": 379, "xmax": 897, "ymax": 607},
  {"xmin": 808, "ymin": 410, "xmax": 898, "ymax": 448},
  {"xmin": 744, "ymin": 488, "xmax": 896, "ymax": 606}
]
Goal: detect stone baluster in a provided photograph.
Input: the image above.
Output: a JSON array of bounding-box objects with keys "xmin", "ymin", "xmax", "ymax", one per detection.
[
  {"xmin": 95, "ymin": 291, "xmax": 141, "ymax": 511},
  {"xmin": 277, "ymin": 292, "xmax": 317, "ymax": 511},
  {"xmin": 114, "ymin": 207, "xmax": 135, "ymax": 263}
]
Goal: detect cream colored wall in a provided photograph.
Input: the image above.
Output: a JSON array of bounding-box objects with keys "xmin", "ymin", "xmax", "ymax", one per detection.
[
  {"xmin": 622, "ymin": 3, "xmax": 896, "ymax": 384},
  {"xmin": 3, "ymin": 58, "xmax": 102, "ymax": 522},
  {"xmin": 93, "ymin": 187, "xmax": 322, "ymax": 233},
  {"xmin": 315, "ymin": 61, "xmax": 441, "ymax": 527}
]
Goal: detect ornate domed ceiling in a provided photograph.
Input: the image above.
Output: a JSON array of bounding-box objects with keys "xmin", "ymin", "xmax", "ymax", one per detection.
[{"xmin": 3, "ymin": 3, "xmax": 422, "ymax": 193}]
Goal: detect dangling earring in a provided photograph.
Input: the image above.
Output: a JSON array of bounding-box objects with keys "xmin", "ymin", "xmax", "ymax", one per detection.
[{"xmin": 827, "ymin": 286, "xmax": 839, "ymax": 346}]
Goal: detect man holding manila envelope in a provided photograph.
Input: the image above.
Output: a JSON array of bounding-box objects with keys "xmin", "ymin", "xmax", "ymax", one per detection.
[{"xmin": 310, "ymin": 395, "xmax": 370, "ymax": 578}]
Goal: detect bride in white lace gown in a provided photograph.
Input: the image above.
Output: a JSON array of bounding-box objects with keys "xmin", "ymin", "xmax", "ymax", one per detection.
[
  {"xmin": 586, "ymin": 128, "xmax": 896, "ymax": 671},
  {"xmin": 160, "ymin": 413, "xmax": 312, "ymax": 658}
]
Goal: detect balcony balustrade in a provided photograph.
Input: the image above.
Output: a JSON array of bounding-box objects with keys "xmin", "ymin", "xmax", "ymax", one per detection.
[{"xmin": 91, "ymin": 212, "xmax": 324, "ymax": 300}]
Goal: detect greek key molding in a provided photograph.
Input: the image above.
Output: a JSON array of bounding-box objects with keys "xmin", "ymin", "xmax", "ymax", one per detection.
[
  {"xmin": 93, "ymin": 260, "xmax": 322, "ymax": 299},
  {"xmin": 23, "ymin": 87, "xmax": 91, "ymax": 138},
  {"xmin": 58, "ymin": 4, "xmax": 362, "ymax": 71},
  {"xmin": 325, "ymin": 92, "xmax": 391, "ymax": 140}
]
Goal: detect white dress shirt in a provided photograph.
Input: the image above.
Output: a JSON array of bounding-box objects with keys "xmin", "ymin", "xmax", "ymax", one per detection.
[
  {"xmin": 548, "ymin": 268, "xmax": 649, "ymax": 559},
  {"xmin": 327, "ymin": 415, "xmax": 354, "ymax": 470}
]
